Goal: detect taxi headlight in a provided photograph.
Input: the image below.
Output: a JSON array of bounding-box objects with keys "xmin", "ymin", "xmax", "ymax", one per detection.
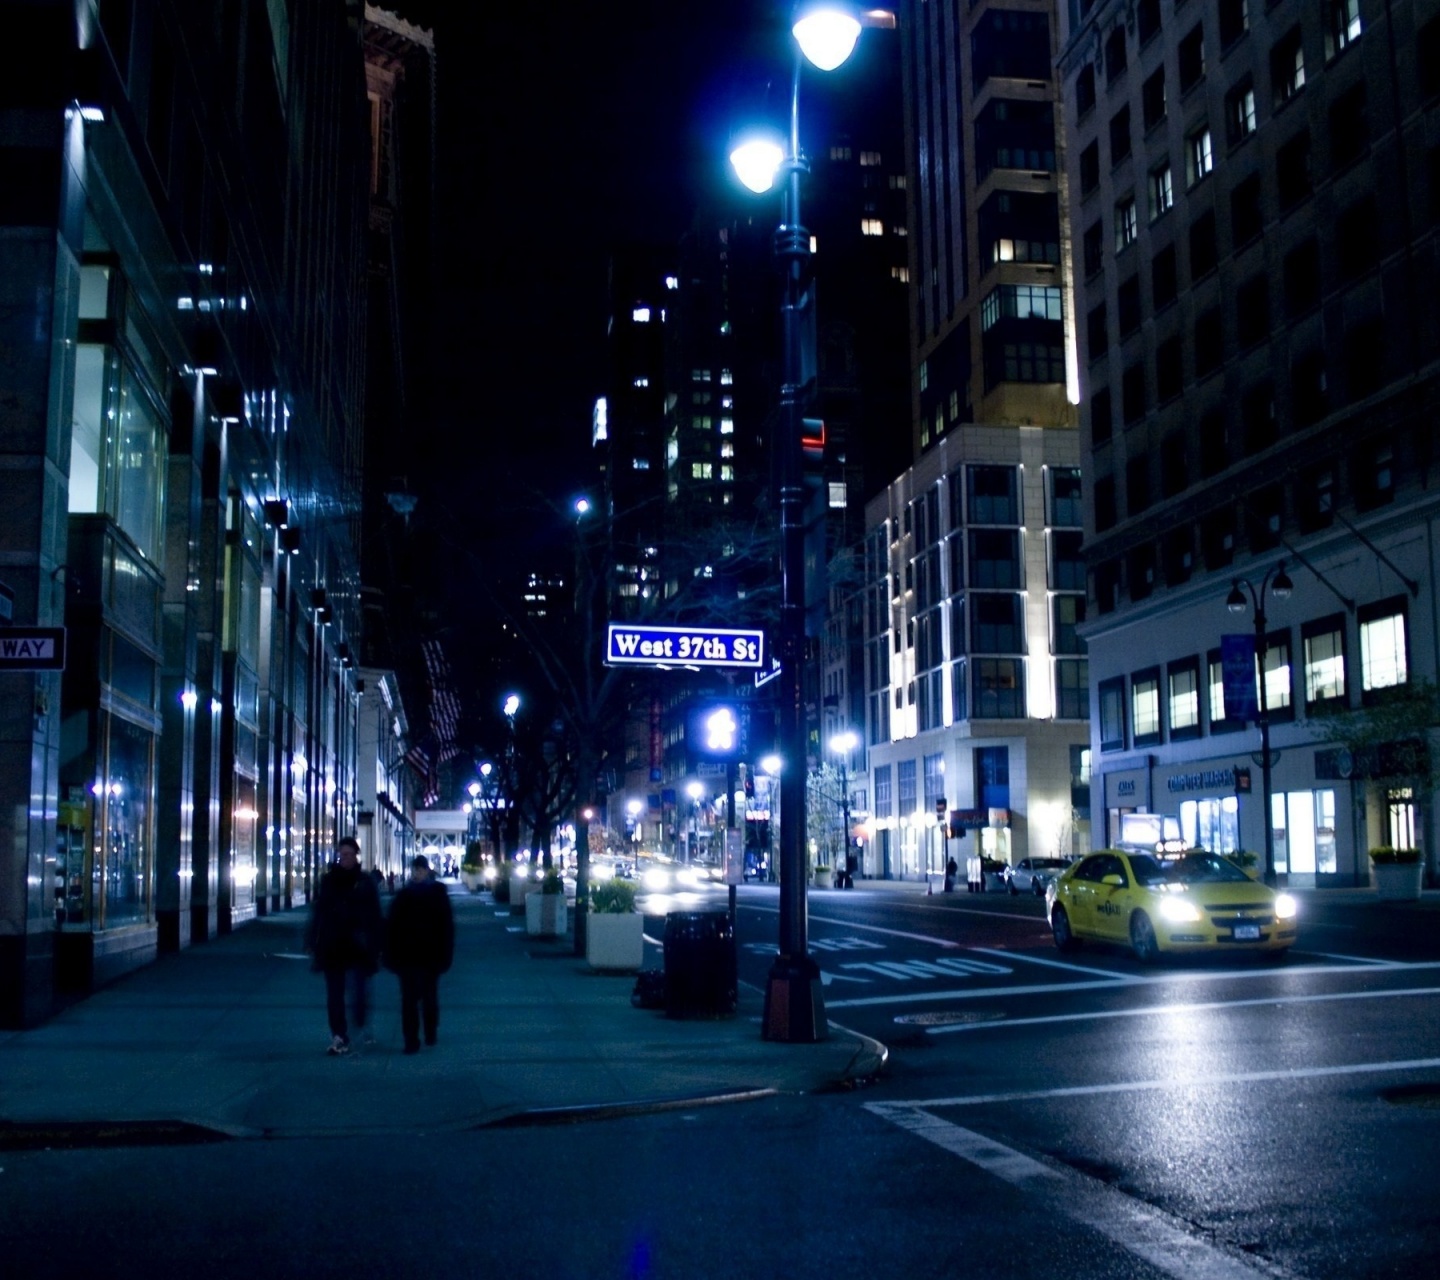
[
  {"xmin": 1159, "ymin": 897, "xmax": 1203, "ymax": 924},
  {"xmin": 642, "ymin": 866, "xmax": 671, "ymax": 891},
  {"xmin": 1273, "ymin": 892, "xmax": 1298, "ymax": 920}
]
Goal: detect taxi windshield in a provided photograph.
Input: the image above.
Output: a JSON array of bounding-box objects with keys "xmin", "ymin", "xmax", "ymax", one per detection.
[{"xmin": 1128, "ymin": 852, "xmax": 1251, "ymax": 886}]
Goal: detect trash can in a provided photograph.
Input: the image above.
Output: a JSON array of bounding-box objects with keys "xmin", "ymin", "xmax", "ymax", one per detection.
[{"xmin": 662, "ymin": 911, "xmax": 737, "ymax": 1018}]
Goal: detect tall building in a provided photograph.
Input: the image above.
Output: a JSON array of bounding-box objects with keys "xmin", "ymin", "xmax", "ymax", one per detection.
[
  {"xmin": 0, "ymin": 1, "xmax": 371, "ymax": 1024},
  {"xmin": 846, "ymin": 1, "xmax": 1089, "ymax": 879},
  {"xmin": 1060, "ymin": 0, "xmax": 1440, "ymax": 884}
]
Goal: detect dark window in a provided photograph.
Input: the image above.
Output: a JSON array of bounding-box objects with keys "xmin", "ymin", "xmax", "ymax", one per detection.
[
  {"xmin": 1276, "ymin": 130, "xmax": 1312, "ymax": 209},
  {"xmin": 1160, "ymin": 432, "xmax": 1187, "ymax": 497},
  {"xmin": 1143, "ymin": 68, "xmax": 1167, "ymax": 131},
  {"xmin": 1271, "ymin": 26, "xmax": 1306, "ymax": 107},
  {"xmin": 1297, "ymin": 462, "xmax": 1336, "ymax": 532},
  {"xmin": 974, "ymin": 98, "xmax": 1058, "ymax": 181},
  {"xmin": 974, "ymin": 661, "xmax": 1025, "ymax": 719},
  {"xmin": 1219, "ymin": 0, "xmax": 1249, "ymax": 50},
  {"xmin": 1245, "ymin": 483, "xmax": 1284, "ymax": 552},
  {"xmin": 1123, "ymin": 362, "xmax": 1147, "ymax": 424},
  {"xmin": 1053, "ymin": 594, "xmax": 1087, "ymax": 654},
  {"xmin": 1083, "ymin": 219, "xmax": 1104, "ymax": 277},
  {"xmin": 1156, "ymin": 336, "xmax": 1183, "ymax": 402},
  {"xmin": 969, "ymin": 529, "xmax": 1022, "ymax": 588},
  {"xmin": 968, "ymin": 465, "xmax": 1020, "ymax": 524},
  {"xmin": 1137, "ymin": 0, "xmax": 1161, "ymax": 45},
  {"xmin": 1231, "ymin": 173, "xmax": 1263, "ymax": 246},
  {"xmin": 1128, "ymin": 544, "xmax": 1156, "ymax": 602},
  {"xmin": 972, "ymin": 10, "xmax": 1054, "ymax": 86},
  {"xmin": 1126, "ymin": 453, "xmax": 1151, "ymax": 516},
  {"xmin": 1110, "ymin": 106, "xmax": 1132, "ymax": 165},
  {"xmin": 1329, "ymin": 83, "xmax": 1368, "ymax": 171},
  {"xmin": 1353, "ymin": 437, "xmax": 1396, "ymax": 511},
  {"xmin": 1080, "ymin": 140, "xmax": 1101, "ymax": 195},
  {"xmin": 1179, "ymin": 25, "xmax": 1206, "ymax": 93},
  {"xmin": 1345, "ymin": 318, "xmax": 1385, "ymax": 401},
  {"xmin": 977, "ymin": 189, "xmax": 1062, "ymax": 268},
  {"xmin": 1051, "ymin": 468, "xmax": 1084, "ymax": 527},
  {"xmin": 1117, "ymin": 275, "xmax": 1142, "ymax": 336},
  {"xmin": 1335, "ymin": 195, "xmax": 1379, "ymax": 281},
  {"xmin": 1162, "ymin": 526, "xmax": 1194, "ymax": 585},
  {"xmin": 1283, "ymin": 238, "xmax": 1321, "ymax": 316},
  {"xmin": 1087, "ymin": 304, "xmax": 1109, "ymax": 360},
  {"xmin": 1195, "ymin": 306, "xmax": 1224, "ymax": 377},
  {"xmin": 1052, "ymin": 529, "xmax": 1086, "ymax": 589},
  {"xmin": 1198, "ymin": 407, "xmax": 1229, "ymax": 477},
  {"xmin": 1058, "ymin": 660, "xmax": 1089, "ymax": 720},
  {"xmin": 1076, "ymin": 63, "xmax": 1097, "ymax": 117},
  {"xmin": 1095, "ymin": 559, "xmax": 1121, "ymax": 613},
  {"xmin": 1099, "ymin": 676, "xmax": 1127, "ymax": 750},
  {"xmin": 1105, "ymin": 26, "xmax": 1128, "ymax": 82},
  {"xmin": 1421, "ymin": 17, "xmax": 1440, "ymax": 101},
  {"xmin": 1189, "ymin": 210, "xmax": 1218, "ymax": 277},
  {"xmin": 1235, "ymin": 275, "xmax": 1270, "ymax": 349},
  {"xmin": 1242, "ymin": 382, "xmax": 1276, "ymax": 453},
  {"xmin": 1291, "ymin": 348, "xmax": 1329, "ymax": 427},
  {"xmin": 1091, "ymin": 387, "xmax": 1113, "ymax": 445},
  {"xmin": 972, "ymin": 593, "xmax": 1025, "ymax": 652},
  {"xmin": 1094, "ymin": 474, "xmax": 1117, "ymax": 530},
  {"xmin": 1200, "ymin": 505, "xmax": 1236, "ymax": 569},
  {"xmin": 1151, "ymin": 244, "xmax": 1178, "ymax": 310}
]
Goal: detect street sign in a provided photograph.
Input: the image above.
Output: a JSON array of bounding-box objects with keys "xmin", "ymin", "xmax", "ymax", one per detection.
[
  {"xmin": 605, "ymin": 623, "xmax": 765, "ymax": 670},
  {"xmin": 0, "ymin": 627, "xmax": 65, "ymax": 670}
]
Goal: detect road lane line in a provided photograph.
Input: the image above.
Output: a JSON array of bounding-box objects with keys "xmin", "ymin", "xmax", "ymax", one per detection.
[
  {"xmin": 877, "ymin": 1055, "xmax": 1440, "ymax": 1110},
  {"xmin": 742, "ymin": 903, "xmax": 960, "ymax": 948},
  {"xmin": 868, "ymin": 1105, "xmax": 1294, "ymax": 1280},
  {"xmin": 1299, "ymin": 951, "xmax": 1392, "ymax": 965},
  {"xmin": 828, "ymin": 977, "xmax": 1137, "ymax": 1008},
  {"xmin": 967, "ymin": 946, "xmax": 1132, "ymax": 979},
  {"xmin": 924, "ymin": 984, "xmax": 1440, "ymax": 1035}
]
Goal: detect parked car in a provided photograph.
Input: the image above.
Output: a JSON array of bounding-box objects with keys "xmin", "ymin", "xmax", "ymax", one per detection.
[{"xmin": 1006, "ymin": 856, "xmax": 1071, "ymax": 897}]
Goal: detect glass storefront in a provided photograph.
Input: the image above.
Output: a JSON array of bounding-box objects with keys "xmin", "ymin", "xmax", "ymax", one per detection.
[
  {"xmin": 1272, "ymin": 789, "xmax": 1338, "ymax": 876},
  {"xmin": 1179, "ymin": 795, "xmax": 1240, "ymax": 854}
]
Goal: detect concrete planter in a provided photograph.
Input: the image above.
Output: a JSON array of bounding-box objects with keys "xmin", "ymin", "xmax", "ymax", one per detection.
[
  {"xmin": 460, "ymin": 871, "xmax": 482, "ymax": 893},
  {"xmin": 1372, "ymin": 860, "xmax": 1423, "ymax": 901},
  {"xmin": 813, "ymin": 867, "xmax": 832, "ymax": 888},
  {"xmin": 586, "ymin": 911, "xmax": 645, "ymax": 970},
  {"xmin": 509, "ymin": 872, "xmax": 532, "ymax": 912},
  {"xmin": 526, "ymin": 891, "xmax": 567, "ymax": 937}
]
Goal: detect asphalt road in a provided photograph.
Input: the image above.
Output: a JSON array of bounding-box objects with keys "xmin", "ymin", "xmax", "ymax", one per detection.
[{"xmin": 4, "ymin": 883, "xmax": 1437, "ymax": 1279}]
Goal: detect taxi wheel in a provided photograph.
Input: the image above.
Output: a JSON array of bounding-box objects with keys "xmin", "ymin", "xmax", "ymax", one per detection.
[
  {"xmin": 1051, "ymin": 905, "xmax": 1079, "ymax": 952},
  {"xmin": 1129, "ymin": 912, "xmax": 1160, "ymax": 965}
]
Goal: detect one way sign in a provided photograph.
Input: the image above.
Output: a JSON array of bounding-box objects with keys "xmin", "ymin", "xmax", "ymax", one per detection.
[{"xmin": 0, "ymin": 628, "xmax": 67, "ymax": 671}]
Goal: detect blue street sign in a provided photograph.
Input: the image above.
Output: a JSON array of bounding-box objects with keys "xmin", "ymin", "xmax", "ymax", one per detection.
[
  {"xmin": 1221, "ymin": 633, "xmax": 1257, "ymax": 722},
  {"xmin": 605, "ymin": 624, "xmax": 765, "ymax": 670}
]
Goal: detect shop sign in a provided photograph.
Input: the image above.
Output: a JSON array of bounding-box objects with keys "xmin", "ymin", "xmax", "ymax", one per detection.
[{"xmin": 1166, "ymin": 767, "xmax": 1236, "ymax": 794}]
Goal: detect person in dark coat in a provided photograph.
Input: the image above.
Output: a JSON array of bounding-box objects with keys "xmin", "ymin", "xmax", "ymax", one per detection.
[
  {"xmin": 385, "ymin": 854, "xmax": 455, "ymax": 1055},
  {"xmin": 305, "ymin": 835, "xmax": 383, "ymax": 1055}
]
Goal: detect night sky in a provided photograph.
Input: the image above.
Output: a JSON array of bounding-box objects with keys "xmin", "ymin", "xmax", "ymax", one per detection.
[{"xmin": 397, "ymin": 1, "xmax": 787, "ymax": 559}]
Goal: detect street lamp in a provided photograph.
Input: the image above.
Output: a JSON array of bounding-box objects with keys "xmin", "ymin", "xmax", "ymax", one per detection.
[
  {"xmin": 731, "ymin": 3, "xmax": 867, "ymax": 1043},
  {"xmin": 1226, "ymin": 562, "xmax": 1294, "ymax": 886},
  {"xmin": 686, "ymin": 779, "xmax": 704, "ymax": 865},
  {"xmin": 829, "ymin": 730, "xmax": 858, "ymax": 888}
]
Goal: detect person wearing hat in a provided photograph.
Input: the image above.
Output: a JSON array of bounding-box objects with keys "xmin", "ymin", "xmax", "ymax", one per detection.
[
  {"xmin": 384, "ymin": 854, "xmax": 455, "ymax": 1054},
  {"xmin": 305, "ymin": 835, "xmax": 384, "ymax": 1056}
]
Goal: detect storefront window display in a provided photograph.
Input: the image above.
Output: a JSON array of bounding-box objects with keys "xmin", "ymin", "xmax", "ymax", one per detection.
[
  {"xmin": 95, "ymin": 713, "xmax": 155, "ymax": 928},
  {"xmin": 1271, "ymin": 789, "xmax": 1338, "ymax": 876},
  {"xmin": 1179, "ymin": 795, "xmax": 1240, "ymax": 854}
]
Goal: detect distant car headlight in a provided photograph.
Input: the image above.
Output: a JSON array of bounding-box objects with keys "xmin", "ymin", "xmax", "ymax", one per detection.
[
  {"xmin": 675, "ymin": 867, "xmax": 702, "ymax": 888},
  {"xmin": 1159, "ymin": 896, "xmax": 1203, "ymax": 924},
  {"xmin": 643, "ymin": 867, "xmax": 671, "ymax": 890},
  {"xmin": 1273, "ymin": 893, "xmax": 1298, "ymax": 920}
]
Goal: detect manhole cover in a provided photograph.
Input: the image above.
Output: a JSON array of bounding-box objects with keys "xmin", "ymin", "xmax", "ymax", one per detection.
[{"xmin": 893, "ymin": 1010, "xmax": 1005, "ymax": 1027}]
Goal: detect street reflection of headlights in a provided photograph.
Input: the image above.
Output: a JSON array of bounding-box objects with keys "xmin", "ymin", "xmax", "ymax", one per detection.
[
  {"xmin": 1159, "ymin": 897, "xmax": 1202, "ymax": 924},
  {"xmin": 1273, "ymin": 893, "xmax": 1298, "ymax": 920},
  {"xmin": 643, "ymin": 867, "xmax": 671, "ymax": 890}
]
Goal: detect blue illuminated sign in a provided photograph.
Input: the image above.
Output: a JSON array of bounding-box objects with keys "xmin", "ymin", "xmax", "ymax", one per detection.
[{"xmin": 605, "ymin": 624, "xmax": 765, "ymax": 670}]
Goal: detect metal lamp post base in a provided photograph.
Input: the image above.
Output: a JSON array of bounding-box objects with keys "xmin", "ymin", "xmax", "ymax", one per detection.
[{"xmin": 762, "ymin": 955, "xmax": 828, "ymax": 1042}]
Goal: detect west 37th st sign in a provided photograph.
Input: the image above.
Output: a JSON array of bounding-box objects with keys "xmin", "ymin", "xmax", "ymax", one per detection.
[{"xmin": 606, "ymin": 624, "xmax": 765, "ymax": 670}]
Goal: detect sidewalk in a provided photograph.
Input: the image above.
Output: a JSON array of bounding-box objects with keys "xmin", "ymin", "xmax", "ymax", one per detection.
[{"xmin": 0, "ymin": 889, "xmax": 887, "ymax": 1143}]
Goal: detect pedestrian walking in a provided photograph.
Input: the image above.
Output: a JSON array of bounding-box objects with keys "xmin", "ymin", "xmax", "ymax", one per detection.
[
  {"xmin": 384, "ymin": 854, "xmax": 455, "ymax": 1055},
  {"xmin": 944, "ymin": 856, "xmax": 958, "ymax": 893},
  {"xmin": 305, "ymin": 835, "xmax": 383, "ymax": 1056}
]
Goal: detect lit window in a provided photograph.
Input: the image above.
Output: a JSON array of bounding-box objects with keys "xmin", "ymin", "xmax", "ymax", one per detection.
[
  {"xmin": 1149, "ymin": 163, "xmax": 1174, "ymax": 219},
  {"xmin": 633, "ymin": 376, "xmax": 649, "ymax": 388},
  {"xmin": 1189, "ymin": 128, "xmax": 1214, "ymax": 183},
  {"xmin": 1132, "ymin": 672, "xmax": 1161, "ymax": 740},
  {"xmin": 721, "ymin": 396, "xmax": 733, "ymax": 408},
  {"xmin": 828, "ymin": 481, "xmax": 847, "ymax": 509},
  {"xmin": 633, "ymin": 307, "xmax": 651, "ymax": 323},
  {"xmin": 720, "ymin": 441, "xmax": 733, "ymax": 458},
  {"xmin": 1325, "ymin": 0, "xmax": 1362, "ymax": 60},
  {"xmin": 1116, "ymin": 197, "xmax": 1138, "ymax": 250},
  {"xmin": 1169, "ymin": 664, "xmax": 1199, "ymax": 731},
  {"xmin": 860, "ymin": 150, "xmax": 881, "ymax": 166},
  {"xmin": 919, "ymin": 362, "xmax": 928, "ymax": 393},
  {"xmin": 889, "ymin": 174, "xmax": 907, "ymax": 190},
  {"xmin": 691, "ymin": 462, "xmax": 705, "ymax": 479},
  {"xmin": 632, "ymin": 458, "xmax": 650, "ymax": 470},
  {"xmin": 892, "ymin": 225, "xmax": 907, "ymax": 236},
  {"xmin": 720, "ymin": 465, "xmax": 733, "ymax": 481},
  {"xmin": 830, "ymin": 145, "xmax": 852, "ymax": 161},
  {"xmin": 664, "ymin": 275, "xmax": 679, "ymax": 290},
  {"xmin": 1360, "ymin": 607, "xmax": 1407, "ymax": 691},
  {"xmin": 1304, "ymin": 621, "xmax": 1346, "ymax": 703},
  {"xmin": 719, "ymin": 418, "xmax": 734, "ymax": 435},
  {"xmin": 1228, "ymin": 81, "xmax": 1257, "ymax": 142},
  {"xmin": 861, "ymin": 218, "xmax": 884, "ymax": 236},
  {"xmin": 891, "ymin": 265, "xmax": 909, "ymax": 282},
  {"xmin": 719, "ymin": 370, "xmax": 733, "ymax": 386}
]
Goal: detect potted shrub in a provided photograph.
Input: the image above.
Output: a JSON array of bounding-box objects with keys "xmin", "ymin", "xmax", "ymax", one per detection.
[
  {"xmin": 1224, "ymin": 850, "xmax": 1261, "ymax": 880},
  {"xmin": 460, "ymin": 841, "xmax": 485, "ymax": 892},
  {"xmin": 587, "ymin": 877, "xmax": 644, "ymax": 971},
  {"xmin": 813, "ymin": 862, "xmax": 831, "ymax": 889},
  {"xmin": 1370, "ymin": 846, "xmax": 1424, "ymax": 901},
  {"xmin": 526, "ymin": 869, "xmax": 568, "ymax": 936}
]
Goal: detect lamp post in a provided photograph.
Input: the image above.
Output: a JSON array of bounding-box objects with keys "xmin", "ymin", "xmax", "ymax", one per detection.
[
  {"xmin": 1226, "ymin": 563, "xmax": 1294, "ymax": 886},
  {"xmin": 732, "ymin": 3, "xmax": 863, "ymax": 1044},
  {"xmin": 686, "ymin": 779, "xmax": 704, "ymax": 865},
  {"xmin": 830, "ymin": 729, "xmax": 858, "ymax": 887}
]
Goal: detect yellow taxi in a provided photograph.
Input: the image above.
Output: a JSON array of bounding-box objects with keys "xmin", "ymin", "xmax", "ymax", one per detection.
[{"xmin": 1046, "ymin": 850, "xmax": 1298, "ymax": 962}]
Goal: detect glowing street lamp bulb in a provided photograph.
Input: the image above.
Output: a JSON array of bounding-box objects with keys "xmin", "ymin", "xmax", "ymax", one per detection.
[
  {"xmin": 793, "ymin": 8, "xmax": 862, "ymax": 71},
  {"xmin": 730, "ymin": 137, "xmax": 785, "ymax": 194},
  {"xmin": 830, "ymin": 729, "xmax": 859, "ymax": 755},
  {"xmin": 687, "ymin": 780, "xmax": 704, "ymax": 800},
  {"xmin": 468, "ymin": 781, "xmax": 481, "ymax": 798},
  {"xmin": 503, "ymin": 694, "xmax": 520, "ymax": 717},
  {"xmin": 574, "ymin": 497, "xmax": 591, "ymax": 516}
]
